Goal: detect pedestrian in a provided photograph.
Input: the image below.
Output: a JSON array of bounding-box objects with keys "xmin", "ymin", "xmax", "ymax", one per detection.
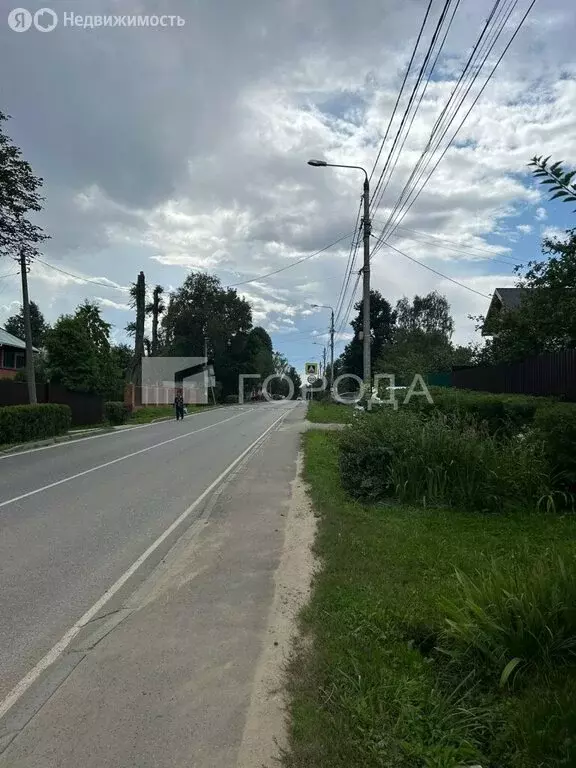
[{"xmin": 174, "ymin": 390, "xmax": 185, "ymax": 421}]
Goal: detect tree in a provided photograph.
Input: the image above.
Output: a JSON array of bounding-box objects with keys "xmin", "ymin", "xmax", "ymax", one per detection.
[
  {"xmin": 162, "ymin": 272, "xmax": 253, "ymax": 398},
  {"xmin": 128, "ymin": 270, "xmax": 146, "ymax": 384},
  {"xmin": 473, "ymin": 229, "xmax": 576, "ymax": 364},
  {"xmin": 4, "ymin": 300, "xmax": 49, "ymax": 347},
  {"xmin": 0, "ymin": 111, "xmax": 49, "ymax": 258},
  {"xmin": 340, "ymin": 290, "xmax": 396, "ymax": 377},
  {"xmin": 529, "ymin": 156, "xmax": 576, "ymax": 211},
  {"xmin": 146, "ymin": 285, "xmax": 165, "ymax": 355},
  {"xmin": 377, "ymin": 292, "xmax": 459, "ymax": 383},
  {"xmin": 46, "ymin": 301, "xmax": 122, "ymax": 398}
]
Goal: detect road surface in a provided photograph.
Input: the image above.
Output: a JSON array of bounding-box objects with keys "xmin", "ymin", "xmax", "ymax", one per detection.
[{"xmin": 0, "ymin": 400, "xmax": 306, "ymax": 765}]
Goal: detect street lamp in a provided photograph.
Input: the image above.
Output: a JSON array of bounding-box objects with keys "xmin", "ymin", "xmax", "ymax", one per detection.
[
  {"xmin": 307, "ymin": 159, "xmax": 371, "ymax": 391},
  {"xmin": 310, "ymin": 303, "xmax": 334, "ymax": 390}
]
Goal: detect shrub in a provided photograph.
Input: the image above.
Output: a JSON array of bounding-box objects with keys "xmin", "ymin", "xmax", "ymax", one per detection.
[
  {"xmin": 534, "ymin": 403, "xmax": 576, "ymax": 489},
  {"xmin": 440, "ymin": 556, "xmax": 576, "ymax": 686},
  {"xmin": 0, "ymin": 403, "xmax": 71, "ymax": 444},
  {"xmin": 104, "ymin": 401, "xmax": 130, "ymax": 426},
  {"xmin": 339, "ymin": 408, "xmax": 552, "ymax": 513},
  {"xmin": 224, "ymin": 394, "xmax": 239, "ymax": 404}
]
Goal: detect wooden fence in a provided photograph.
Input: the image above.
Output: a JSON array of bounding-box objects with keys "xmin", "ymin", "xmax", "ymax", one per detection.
[
  {"xmin": 451, "ymin": 349, "xmax": 576, "ymax": 400},
  {"xmin": 0, "ymin": 381, "xmax": 104, "ymax": 426}
]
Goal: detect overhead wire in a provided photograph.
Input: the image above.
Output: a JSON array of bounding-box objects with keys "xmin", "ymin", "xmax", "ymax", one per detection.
[
  {"xmin": 33, "ymin": 257, "xmax": 129, "ymax": 291},
  {"xmin": 368, "ymin": 0, "xmax": 436, "ymax": 188},
  {"xmin": 382, "ymin": 240, "xmax": 491, "ymax": 298},
  {"xmin": 370, "ymin": 0, "xmax": 460, "ymax": 217},
  {"xmin": 333, "ymin": 198, "xmax": 362, "ymax": 324},
  {"xmin": 373, "ymin": 0, "xmax": 513, "ymax": 249},
  {"xmin": 372, "ymin": 0, "xmax": 537, "ymax": 257},
  {"xmin": 226, "ymin": 232, "xmax": 353, "ymax": 288}
]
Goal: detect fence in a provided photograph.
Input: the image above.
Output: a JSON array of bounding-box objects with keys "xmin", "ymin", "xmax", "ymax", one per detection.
[
  {"xmin": 0, "ymin": 381, "xmax": 104, "ymax": 426},
  {"xmin": 451, "ymin": 349, "xmax": 576, "ymax": 400}
]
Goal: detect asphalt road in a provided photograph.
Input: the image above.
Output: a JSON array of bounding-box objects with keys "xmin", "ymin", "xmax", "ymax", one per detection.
[{"xmin": 0, "ymin": 401, "xmax": 300, "ymax": 705}]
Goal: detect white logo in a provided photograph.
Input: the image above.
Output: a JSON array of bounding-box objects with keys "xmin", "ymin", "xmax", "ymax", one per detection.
[
  {"xmin": 7, "ymin": 7, "xmax": 57, "ymax": 31},
  {"xmin": 7, "ymin": 8, "xmax": 32, "ymax": 31},
  {"xmin": 34, "ymin": 7, "xmax": 57, "ymax": 31}
]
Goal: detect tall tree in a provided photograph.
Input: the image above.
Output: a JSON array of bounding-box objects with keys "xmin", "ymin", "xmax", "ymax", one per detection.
[
  {"xmin": 4, "ymin": 300, "xmax": 49, "ymax": 347},
  {"xmin": 46, "ymin": 301, "xmax": 122, "ymax": 397},
  {"xmin": 161, "ymin": 272, "xmax": 253, "ymax": 398},
  {"xmin": 146, "ymin": 284, "xmax": 165, "ymax": 355},
  {"xmin": 0, "ymin": 111, "xmax": 50, "ymax": 402},
  {"xmin": 340, "ymin": 290, "xmax": 396, "ymax": 378},
  {"xmin": 128, "ymin": 270, "xmax": 146, "ymax": 386}
]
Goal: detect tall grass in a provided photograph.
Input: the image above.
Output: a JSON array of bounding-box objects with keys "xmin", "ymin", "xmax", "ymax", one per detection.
[
  {"xmin": 440, "ymin": 556, "xmax": 576, "ymax": 686},
  {"xmin": 339, "ymin": 409, "xmax": 552, "ymax": 513}
]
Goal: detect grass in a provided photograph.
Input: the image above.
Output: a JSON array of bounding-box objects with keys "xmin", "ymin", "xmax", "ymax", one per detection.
[
  {"xmin": 128, "ymin": 404, "xmax": 211, "ymax": 424},
  {"xmin": 307, "ymin": 400, "xmax": 355, "ymax": 424},
  {"xmin": 285, "ymin": 430, "xmax": 576, "ymax": 768}
]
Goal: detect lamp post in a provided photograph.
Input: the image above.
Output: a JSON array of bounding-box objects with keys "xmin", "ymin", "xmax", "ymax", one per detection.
[
  {"xmin": 307, "ymin": 160, "xmax": 371, "ymax": 392},
  {"xmin": 310, "ymin": 303, "xmax": 334, "ymax": 390}
]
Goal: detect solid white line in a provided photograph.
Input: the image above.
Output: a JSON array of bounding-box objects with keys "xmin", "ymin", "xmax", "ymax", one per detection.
[
  {"xmin": 0, "ymin": 408, "xmax": 256, "ymax": 510},
  {"xmin": 0, "ymin": 407, "xmax": 288, "ymax": 722},
  {"xmin": 0, "ymin": 405, "xmax": 243, "ymax": 461}
]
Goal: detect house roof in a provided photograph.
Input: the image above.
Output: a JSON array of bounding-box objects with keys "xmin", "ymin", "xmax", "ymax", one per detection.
[
  {"xmin": 0, "ymin": 327, "xmax": 39, "ymax": 352},
  {"xmin": 482, "ymin": 287, "xmax": 529, "ymax": 336}
]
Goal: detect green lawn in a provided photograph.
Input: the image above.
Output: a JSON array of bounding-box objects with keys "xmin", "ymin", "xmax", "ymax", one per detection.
[
  {"xmin": 307, "ymin": 400, "xmax": 355, "ymax": 424},
  {"xmin": 128, "ymin": 404, "xmax": 211, "ymax": 424},
  {"xmin": 285, "ymin": 431, "xmax": 576, "ymax": 768}
]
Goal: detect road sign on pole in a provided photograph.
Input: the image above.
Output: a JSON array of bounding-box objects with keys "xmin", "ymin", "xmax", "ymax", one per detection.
[{"xmin": 305, "ymin": 362, "xmax": 319, "ymax": 377}]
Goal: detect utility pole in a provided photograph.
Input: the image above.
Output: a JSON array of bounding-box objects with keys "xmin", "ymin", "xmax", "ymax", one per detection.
[
  {"xmin": 329, "ymin": 307, "xmax": 334, "ymax": 391},
  {"xmin": 322, "ymin": 346, "xmax": 327, "ymax": 380},
  {"xmin": 19, "ymin": 249, "xmax": 37, "ymax": 404},
  {"xmin": 362, "ymin": 176, "xmax": 371, "ymax": 395},
  {"xmin": 307, "ymin": 160, "xmax": 370, "ymax": 392}
]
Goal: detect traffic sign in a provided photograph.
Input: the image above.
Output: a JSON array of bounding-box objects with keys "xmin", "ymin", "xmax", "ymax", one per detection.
[{"xmin": 305, "ymin": 362, "xmax": 319, "ymax": 377}]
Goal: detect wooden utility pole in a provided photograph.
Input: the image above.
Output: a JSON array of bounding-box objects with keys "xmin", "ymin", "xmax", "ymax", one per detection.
[{"xmin": 19, "ymin": 249, "xmax": 37, "ymax": 404}]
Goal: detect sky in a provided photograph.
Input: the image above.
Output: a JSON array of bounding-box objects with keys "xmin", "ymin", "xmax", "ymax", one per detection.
[{"xmin": 0, "ymin": 0, "xmax": 575, "ymax": 373}]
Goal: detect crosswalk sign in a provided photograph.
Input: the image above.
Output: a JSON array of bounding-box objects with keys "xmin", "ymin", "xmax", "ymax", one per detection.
[{"xmin": 305, "ymin": 362, "xmax": 319, "ymax": 376}]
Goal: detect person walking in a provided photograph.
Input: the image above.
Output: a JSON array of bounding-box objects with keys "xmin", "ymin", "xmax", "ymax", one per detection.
[{"xmin": 174, "ymin": 390, "xmax": 185, "ymax": 421}]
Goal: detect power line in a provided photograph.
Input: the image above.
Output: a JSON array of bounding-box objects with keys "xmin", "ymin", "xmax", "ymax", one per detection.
[
  {"xmin": 226, "ymin": 232, "xmax": 353, "ymax": 288},
  {"xmin": 368, "ymin": 0, "xmax": 436, "ymax": 187},
  {"xmin": 393, "ymin": 224, "xmax": 516, "ymax": 258},
  {"xmin": 0, "ymin": 271, "xmax": 18, "ymax": 280},
  {"xmin": 380, "ymin": 227, "xmax": 521, "ymax": 267},
  {"xmin": 334, "ymin": 199, "xmax": 362, "ymax": 324},
  {"xmin": 371, "ymin": 0, "xmax": 460, "ymax": 217},
  {"xmin": 34, "ymin": 257, "xmax": 129, "ymax": 291},
  {"xmin": 382, "ymin": 240, "xmax": 491, "ymax": 298},
  {"xmin": 373, "ymin": 0, "xmax": 537, "ymax": 255}
]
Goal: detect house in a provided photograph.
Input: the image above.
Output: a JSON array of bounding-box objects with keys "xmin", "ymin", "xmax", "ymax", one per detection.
[
  {"xmin": 0, "ymin": 328, "xmax": 37, "ymax": 379},
  {"xmin": 482, "ymin": 288, "xmax": 527, "ymax": 337}
]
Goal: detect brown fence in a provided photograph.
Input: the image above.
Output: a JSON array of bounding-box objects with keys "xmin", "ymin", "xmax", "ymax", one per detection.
[
  {"xmin": 452, "ymin": 350, "xmax": 576, "ymax": 400},
  {"xmin": 0, "ymin": 381, "xmax": 104, "ymax": 426}
]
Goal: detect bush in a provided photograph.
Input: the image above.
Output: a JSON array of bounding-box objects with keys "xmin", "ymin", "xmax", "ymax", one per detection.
[
  {"xmin": 339, "ymin": 408, "xmax": 552, "ymax": 513},
  {"xmin": 534, "ymin": 403, "xmax": 576, "ymax": 489},
  {"xmin": 224, "ymin": 394, "xmax": 239, "ymax": 404},
  {"xmin": 104, "ymin": 401, "xmax": 130, "ymax": 425},
  {"xmin": 0, "ymin": 403, "xmax": 71, "ymax": 444},
  {"xmin": 440, "ymin": 556, "xmax": 576, "ymax": 686},
  {"xmin": 407, "ymin": 389, "xmax": 545, "ymax": 437}
]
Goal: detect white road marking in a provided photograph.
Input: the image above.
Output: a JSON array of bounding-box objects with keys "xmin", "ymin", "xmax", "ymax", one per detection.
[
  {"xmin": 0, "ymin": 407, "xmax": 289, "ymax": 722},
  {"xmin": 0, "ymin": 408, "xmax": 256, "ymax": 510},
  {"xmin": 0, "ymin": 405, "xmax": 244, "ymax": 461}
]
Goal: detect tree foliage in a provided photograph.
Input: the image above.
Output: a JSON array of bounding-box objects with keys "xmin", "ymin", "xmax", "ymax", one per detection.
[
  {"xmin": 529, "ymin": 156, "xmax": 576, "ymax": 211},
  {"xmin": 476, "ymin": 229, "xmax": 576, "ymax": 364},
  {"xmin": 4, "ymin": 300, "xmax": 50, "ymax": 347},
  {"xmin": 45, "ymin": 301, "xmax": 123, "ymax": 398},
  {"xmin": 340, "ymin": 290, "xmax": 396, "ymax": 378},
  {"xmin": 0, "ymin": 111, "xmax": 49, "ymax": 259}
]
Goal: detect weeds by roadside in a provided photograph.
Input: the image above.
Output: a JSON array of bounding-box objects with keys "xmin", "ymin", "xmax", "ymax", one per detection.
[{"xmin": 285, "ymin": 431, "xmax": 576, "ymax": 768}]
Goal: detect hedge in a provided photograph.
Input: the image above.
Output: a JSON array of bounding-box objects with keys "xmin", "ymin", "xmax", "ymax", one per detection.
[
  {"xmin": 0, "ymin": 404, "xmax": 71, "ymax": 445},
  {"xmin": 104, "ymin": 401, "xmax": 130, "ymax": 425}
]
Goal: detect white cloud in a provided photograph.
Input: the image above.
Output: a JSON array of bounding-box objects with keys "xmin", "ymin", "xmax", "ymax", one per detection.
[{"xmin": 0, "ymin": 0, "xmax": 573, "ymax": 358}]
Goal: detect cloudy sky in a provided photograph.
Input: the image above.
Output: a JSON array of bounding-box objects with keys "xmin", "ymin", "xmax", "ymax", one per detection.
[{"xmin": 0, "ymin": 0, "xmax": 574, "ymax": 371}]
